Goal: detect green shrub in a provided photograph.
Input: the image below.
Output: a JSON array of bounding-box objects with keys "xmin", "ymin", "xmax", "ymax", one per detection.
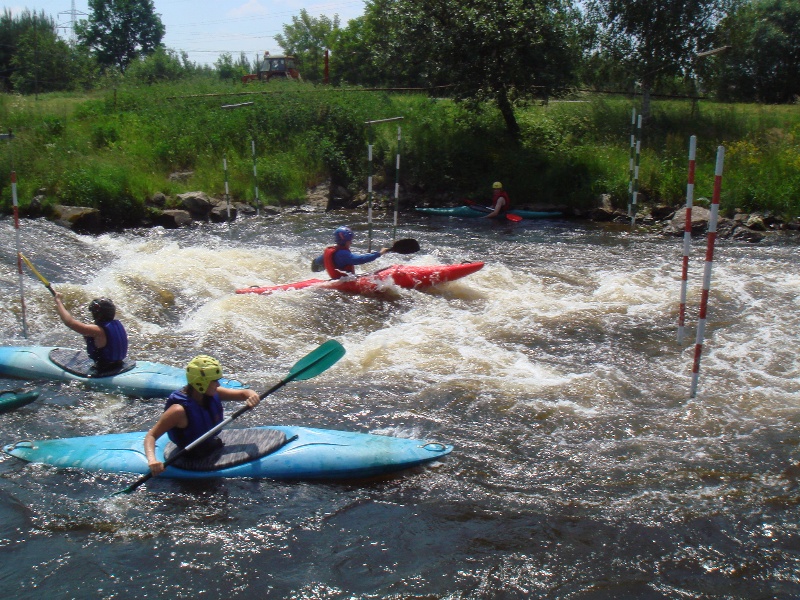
[{"xmin": 59, "ymin": 163, "xmax": 145, "ymax": 226}]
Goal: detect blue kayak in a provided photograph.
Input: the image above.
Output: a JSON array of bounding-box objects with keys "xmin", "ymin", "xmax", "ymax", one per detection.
[
  {"xmin": 0, "ymin": 346, "xmax": 245, "ymax": 398},
  {"xmin": 415, "ymin": 205, "xmax": 562, "ymax": 219},
  {"xmin": 3, "ymin": 426, "xmax": 453, "ymax": 480},
  {"xmin": 0, "ymin": 388, "xmax": 41, "ymax": 413}
]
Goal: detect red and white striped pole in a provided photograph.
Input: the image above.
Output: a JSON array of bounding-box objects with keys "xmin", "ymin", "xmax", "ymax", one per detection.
[
  {"xmin": 689, "ymin": 145, "xmax": 724, "ymax": 398},
  {"xmin": 678, "ymin": 135, "xmax": 697, "ymax": 344}
]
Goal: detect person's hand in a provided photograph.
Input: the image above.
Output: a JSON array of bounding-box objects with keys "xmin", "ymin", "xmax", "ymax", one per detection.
[
  {"xmin": 149, "ymin": 459, "xmax": 165, "ymax": 476},
  {"xmin": 380, "ymin": 247, "xmax": 389, "ymax": 255},
  {"xmin": 244, "ymin": 389, "xmax": 261, "ymax": 408}
]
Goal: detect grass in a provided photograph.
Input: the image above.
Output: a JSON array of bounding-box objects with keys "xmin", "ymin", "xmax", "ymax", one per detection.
[{"xmin": 1, "ymin": 79, "xmax": 798, "ymax": 224}]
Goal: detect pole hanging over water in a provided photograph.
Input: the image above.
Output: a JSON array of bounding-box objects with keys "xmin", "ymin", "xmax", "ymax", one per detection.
[
  {"xmin": 690, "ymin": 145, "xmax": 725, "ymax": 399},
  {"xmin": 223, "ymin": 154, "xmax": 231, "ymax": 222},
  {"xmin": 630, "ymin": 114, "xmax": 642, "ymax": 227},
  {"xmin": 628, "ymin": 109, "xmax": 636, "ymax": 216},
  {"xmin": 3, "ymin": 131, "xmax": 27, "ymax": 338},
  {"xmin": 251, "ymin": 140, "xmax": 260, "ymax": 216},
  {"xmin": 678, "ymin": 135, "xmax": 697, "ymax": 344},
  {"xmin": 363, "ymin": 117, "xmax": 403, "ymax": 252},
  {"xmin": 392, "ymin": 125, "xmax": 402, "ymax": 242}
]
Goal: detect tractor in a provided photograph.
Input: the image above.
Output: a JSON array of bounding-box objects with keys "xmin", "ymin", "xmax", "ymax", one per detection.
[{"xmin": 242, "ymin": 53, "xmax": 302, "ymax": 83}]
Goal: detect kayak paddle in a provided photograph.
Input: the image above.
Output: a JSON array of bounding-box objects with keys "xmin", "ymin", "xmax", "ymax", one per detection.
[
  {"xmin": 19, "ymin": 253, "xmax": 56, "ymax": 296},
  {"xmin": 464, "ymin": 199, "xmax": 522, "ymax": 222},
  {"xmin": 113, "ymin": 339, "xmax": 346, "ymax": 495},
  {"xmin": 310, "ymin": 238, "xmax": 419, "ymax": 272},
  {"xmin": 387, "ymin": 238, "xmax": 420, "ymax": 254}
]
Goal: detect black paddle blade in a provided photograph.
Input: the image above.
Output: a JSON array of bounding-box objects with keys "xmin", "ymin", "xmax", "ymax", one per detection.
[
  {"xmin": 389, "ymin": 239, "xmax": 420, "ymax": 254},
  {"xmin": 311, "ymin": 256, "xmax": 324, "ymax": 272}
]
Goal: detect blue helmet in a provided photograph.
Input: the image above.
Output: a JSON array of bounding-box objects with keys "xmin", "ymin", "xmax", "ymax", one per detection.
[{"xmin": 334, "ymin": 226, "xmax": 354, "ymax": 246}]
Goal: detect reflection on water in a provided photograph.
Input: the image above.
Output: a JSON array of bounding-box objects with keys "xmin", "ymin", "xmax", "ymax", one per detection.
[{"xmin": 1, "ymin": 213, "xmax": 799, "ymax": 598}]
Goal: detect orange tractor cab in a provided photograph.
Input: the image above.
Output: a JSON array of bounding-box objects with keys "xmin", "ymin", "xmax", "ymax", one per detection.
[{"xmin": 242, "ymin": 53, "xmax": 301, "ymax": 83}]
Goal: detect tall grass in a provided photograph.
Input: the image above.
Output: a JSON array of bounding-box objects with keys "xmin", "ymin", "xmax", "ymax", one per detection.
[{"xmin": 1, "ymin": 80, "xmax": 798, "ymax": 222}]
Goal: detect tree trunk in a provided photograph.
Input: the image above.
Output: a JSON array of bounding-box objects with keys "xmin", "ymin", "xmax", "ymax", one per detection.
[
  {"xmin": 640, "ymin": 86, "xmax": 652, "ymax": 119},
  {"xmin": 495, "ymin": 88, "xmax": 521, "ymax": 139}
]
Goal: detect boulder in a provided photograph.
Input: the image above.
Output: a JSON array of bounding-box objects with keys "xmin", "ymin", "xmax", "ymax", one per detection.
[
  {"xmin": 51, "ymin": 204, "xmax": 102, "ymax": 232},
  {"xmin": 668, "ymin": 206, "xmax": 711, "ymax": 235},
  {"xmin": 178, "ymin": 192, "xmax": 215, "ymax": 218},
  {"xmin": 152, "ymin": 209, "xmax": 193, "ymax": 229}
]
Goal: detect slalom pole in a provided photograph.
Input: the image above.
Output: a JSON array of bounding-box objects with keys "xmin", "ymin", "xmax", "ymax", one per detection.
[
  {"xmin": 252, "ymin": 139, "xmax": 260, "ymax": 216},
  {"xmin": 630, "ymin": 114, "xmax": 642, "ymax": 227},
  {"xmin": 392, "ymin": 125, "xmax": 402, "ymax": 241},
  {"xmin": 366, "ymin": 124, "xmax": 374, "ymax": 251},
  {"xmin": 223, "ymin": 154, "xmax": 231, "ymax": 223},
  {"xmin": 628, "ymin": 108, "xmax": 636, "ymax": 216},
  {"xmin": 689, "ymin": 145, "xmax": 725, "ymax": 399},
  {"xmin": 678, "ymin": 135, "xmax": 697, "ymax": 344},
  {"xmin": 3, "ymin": 131, "xmax": 27, "ymax": 338}
]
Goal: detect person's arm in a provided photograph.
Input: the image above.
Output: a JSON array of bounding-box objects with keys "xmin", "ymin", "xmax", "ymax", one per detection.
[
  {"xmin": 54, "ymin": 292, "xmax": 106, "ymax": 340},
  {"xmin": 484, "ymin": 197, "xmax": 505, "ymax": 218},
  {"xmin": 217, "ymin": 386, "xmax": 261, "ymax": 409},
  {"xmin": 144, "ymin": 404, "xmax": 188, "ymax": 476},
  {"xmin": 338, "ymin": 249, "xmax": 388, "ymax": 267}
]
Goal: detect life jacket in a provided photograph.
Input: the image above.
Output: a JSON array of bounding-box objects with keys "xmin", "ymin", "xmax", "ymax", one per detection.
[
  {"xmin": 85, "ymin": 319, "xmax": 128, "ymax": 367},
  {"xmin": 165, "ymin": 390, "xmax": 224, "ymax": 455},
  {"xmin": 323, "ymin": 246, "xmax": 354, "ymax": 279},
  {"xmin": 491, "ymin": 190, "xmax": 511, "ymax": 212}
]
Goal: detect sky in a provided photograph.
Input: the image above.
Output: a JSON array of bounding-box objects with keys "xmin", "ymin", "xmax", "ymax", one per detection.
[{"xmin": 14, "ymin": 0, "xmax": 366, "ymax": 67}]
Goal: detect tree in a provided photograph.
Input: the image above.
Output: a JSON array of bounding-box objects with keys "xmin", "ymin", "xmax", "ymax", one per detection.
[
  {"xmin": 329, "ymin": 16, "xmax": 384, "ymax": 86},
  {"xmin": 0, "ymin": 9, "xmax": 50, "ymax": 92},
  {"xmin": 362, "ymin": 0, "xmax": 581, "ymax": 137},
  {"xmin": 585, "ymin": 0, "xmax": 724, "ymax": 116},
  {"xmin": 10, "ymin": 22, "xmax": 74, "ymax": 94},
  {"xmin": 712, "ymin": 0, "xmax": 800, "ymax": 102},
  {"xmin": 76, "ymin": 0, "xmax": 165, "ymax": 72},
  {"xmin": 274, "ymin": 9, "xmax": 341, "ymax": 82},
  {"xmin": 125, "ymin": 47, "xmax": 187, "ymax": 84}
]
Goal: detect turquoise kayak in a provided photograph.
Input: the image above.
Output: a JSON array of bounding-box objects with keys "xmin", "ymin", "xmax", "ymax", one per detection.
[
  {"xmin": 415, "ymin": 205, "xmax": 562, "ymax": 219},
  {"xmin": 0, "ymin": 346, "xmax": 246, "ymax": 399},
  {"xmin": 0, "ymin": 387, "xmax": 41, "ymax": 413},
  {"xmin": 3, "ymin": 426, "xmax": 453, "ymax": 480}
]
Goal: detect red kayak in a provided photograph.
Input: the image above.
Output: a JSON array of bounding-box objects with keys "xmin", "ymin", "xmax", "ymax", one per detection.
[{"xmin": 236, "ymin": 262, "xmax": 484, "ymax": 296}]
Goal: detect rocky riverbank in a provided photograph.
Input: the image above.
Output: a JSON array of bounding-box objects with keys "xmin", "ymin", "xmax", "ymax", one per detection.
[{"xmin": 11, "ymin": 181, "xmax": 800, "ymax": 243}]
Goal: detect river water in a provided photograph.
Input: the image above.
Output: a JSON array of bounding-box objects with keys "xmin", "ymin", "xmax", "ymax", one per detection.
[{"xmin": 0, "ymin": 211, "xmax": 798, "ymax": 599}]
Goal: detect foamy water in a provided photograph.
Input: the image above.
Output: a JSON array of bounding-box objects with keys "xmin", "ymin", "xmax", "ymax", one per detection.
[{"xmin": 1, "ymin": 213, "xmax": 799, "ymax": 598}]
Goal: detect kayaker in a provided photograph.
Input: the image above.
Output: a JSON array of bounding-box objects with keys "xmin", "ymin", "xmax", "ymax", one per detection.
[
  {"xmin": 53, "ymin": 293, "xmax": 129, "ymax": 372},
  {"xmin": 313, "ymin": 226, "xmax": 389, "ymax": 279},
  {"xmin": 144, "ymin": 355, "xmax": 260, "ymax": 476},
  {"xmin": 484, "ymin": 181, "xmax": 511, "ymax": 219}
]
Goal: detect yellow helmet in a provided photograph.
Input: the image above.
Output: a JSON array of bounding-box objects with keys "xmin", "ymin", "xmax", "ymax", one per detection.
[
  {"xmin": 186, "ymin": 355, "xmax": 222, "ymax": 394},
  {"xmin": 493, "ymin": 181, "xmax": 503, "ymax": 189}
]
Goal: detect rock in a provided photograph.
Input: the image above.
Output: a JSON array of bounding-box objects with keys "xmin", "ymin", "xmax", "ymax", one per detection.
[
  {"xmin": 669, "ymin": 206, "xmax": 711, "ymax": 235},
  {"xmin": 651, "ymin": 205, "xmax": 675, "ymax": 220},
  {"xmin": 732, "ymin": 227, "xmax": 765, "ymax": 243},
  {"xmin": 152, "ymin": 209, "xmax": 193, "ymax": 229},
  {"xmin": 168, "ymin": 171, "xmax": 194, "ymax": 182},
  {"xmin": 210, "ymin": 200, "xmax": 237, "ymax": 222},
  {"xmin": 589, "ymin": 206, "xmax": 615, "ymax": 221},
  {"xmin": 745, "ymin": 215, "xmax": 766, "ymax": 231},
  {"xmin": 149, "ymin": 192, "xmax": 167, "ymax": 208},
  {"xmin": 234, "ymin": 202, "xmax": 257, "ymax": 217},
  {"xmin": 50, "ymin": 204, "xmax": 102, "ymax": 232},
  {"xmin": 178, "ymin": 192, "xmax": 215, "ymax": 218}
]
